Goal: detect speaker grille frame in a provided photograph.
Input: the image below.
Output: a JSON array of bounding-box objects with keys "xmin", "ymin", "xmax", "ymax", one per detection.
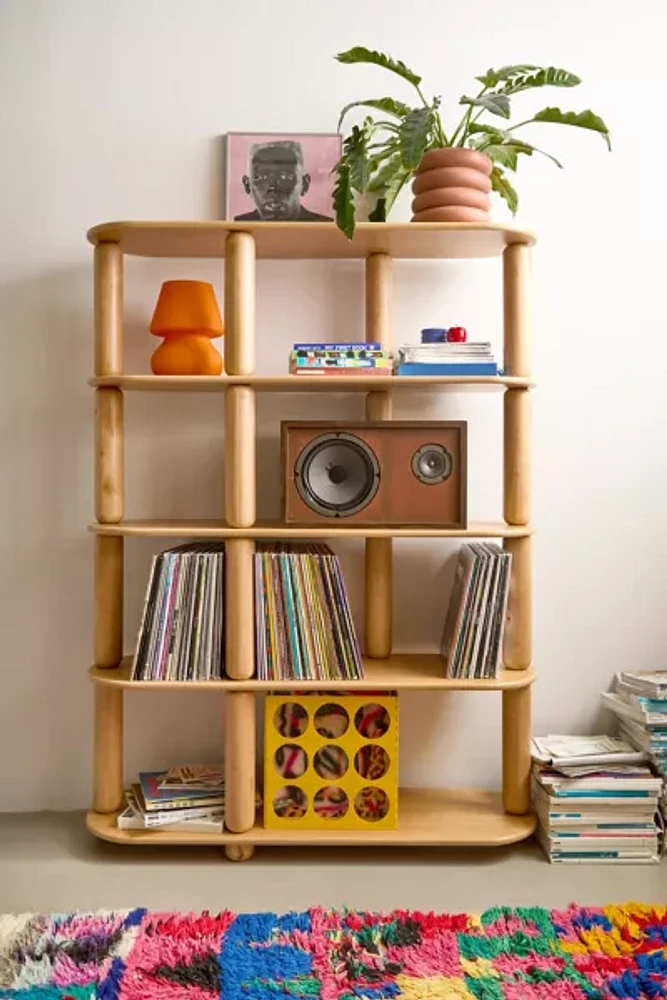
[{"xmin": 294, "ymin": 431, "xmax": 381, "ymax": 518}]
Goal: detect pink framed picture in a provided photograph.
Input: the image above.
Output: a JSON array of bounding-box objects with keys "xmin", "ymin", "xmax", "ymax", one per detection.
[{"xmin": 225, "ymin": 132, "xmax": 341, "ymax": 222}]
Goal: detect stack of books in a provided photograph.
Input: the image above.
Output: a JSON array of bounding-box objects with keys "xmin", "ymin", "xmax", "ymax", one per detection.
[
  {"xmin": 396, "ymin": 342, "xmax": 500, "ymax": 377},
  {"xmin": 531, "ymin": 735, "xmax": 661, "ymax": 864},
  {"xmin": 131, "ymin": 544, "xmax": 225, "ymax": 681},
  {"xmin": 440, "ymin": 543, "xmax": 511, "ymax": 678},
  {"xmin": 118, "ymin": 764, "xmax": 226, "ymax": 832},
  {"xmin": 255, "ymin": 543, "xmax": 364, "ymax": 682},
  {"xmin": 289, "ymin": 342, "xmax": 392, "ymax": 376},
  {"xmin": 602, "ymin": 671, "xmax": 667, "ymax": 817}
]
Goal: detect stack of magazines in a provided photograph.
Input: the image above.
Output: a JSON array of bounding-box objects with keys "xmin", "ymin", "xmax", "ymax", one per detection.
[
  {"xmin": 118, "ymin": 764, "xmax": 226, "ymax": 832},
  {"xmin": 396, "ymin": 342, "xmax": 499, "ymax": 377},
  {"xmin": 131, "ymin": 544, "xmax": 225, "ymax": 681},
  {"xmin": 531, "ymin": 735, "xmax": 662, "ymax": 864},
  {"xmin": 440, "ymin": 543, "xmax": 511, "ymax": 678},
  {"xmin": 255, "ymin": 543, "xmax": 363, "ymax": 681},
  {"xmin": 289, "ymin": 342, "xmax": 392, "ymax": 376},
  {"xmin": 602, "ymin": 671, "xmax": 667, "ymax": 820}
]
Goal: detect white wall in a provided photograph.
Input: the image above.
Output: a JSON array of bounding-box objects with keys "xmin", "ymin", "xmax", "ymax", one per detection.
[{"xmin": 2, "ymin": 0, "xmax": 666, "ymax": 810}]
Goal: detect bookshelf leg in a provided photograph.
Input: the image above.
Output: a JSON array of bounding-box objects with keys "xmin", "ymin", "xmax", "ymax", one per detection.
[
  {"xmin": 225, "ymin": 539, "xmax": 255, "ymax": 680},
  {"xmin": 224, "ymin": 692, "xmax": 256, "ymax": 833},
  {"xmin": 502, "ymin": 685, "xmax": 531, "ymax": 815},
  {"xmin": 93, "ymin": 686, "xmax": 124, "ymax": 813},
  {"xmin": 225, "ymin": 843, "xmax": 255, "ymax": 862},
  {"xmin": 503, "ymin": 243, "xmax": 530, "ymax": 378},
  {"xmin": 95, "ymin": 388, "xmax": 124, "ymax": 524},
  {"xmin": 503, "ymin": 535, "xmax": 532, "ymax": 670},
  {"xmin": 224, "ymin": 386, "xmax": 256, "ymax": 527},
  {"xmin": 94, "ymin": 535, "xmax": 123, "ymax": 668},
  {"xmin": 503, "ymin": 389, "xmax": 530, "ymax": 526},
  {"xmin": 224, "ymin": 231, "xmax": 255, "ymax": 376},
  {"xmin": 94, "ymin": 242, "xmax": 124, "ymax": 376},
  {"xmin": 364, "ymin": 254, "xmax": 394, "ymax": 659}
]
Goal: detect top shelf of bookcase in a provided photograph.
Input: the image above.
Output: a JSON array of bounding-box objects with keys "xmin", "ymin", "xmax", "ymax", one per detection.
[{"xmin": 87, "ymin": 221, "xmax": 535, "ymax": 260}]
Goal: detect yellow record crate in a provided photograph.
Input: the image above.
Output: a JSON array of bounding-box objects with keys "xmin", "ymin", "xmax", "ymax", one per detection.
[{"xmin": 264, "ymin": 692, "xmax": 398, "ymax": 831}]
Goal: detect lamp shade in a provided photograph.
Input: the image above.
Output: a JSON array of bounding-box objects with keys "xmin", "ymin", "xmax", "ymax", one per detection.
[{"xmin": 150, "ymin": 280, "xmax": 224, "ymax": 338}]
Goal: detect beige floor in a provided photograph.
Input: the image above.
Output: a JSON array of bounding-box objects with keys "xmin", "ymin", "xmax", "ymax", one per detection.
[{"xmin": 0, "ymin": 812, "xmax": 665, "ymax": 914}]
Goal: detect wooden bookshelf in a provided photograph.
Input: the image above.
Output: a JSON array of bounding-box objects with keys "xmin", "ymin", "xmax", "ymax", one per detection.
[
  {"xmin": 87, "ymin": 788, "xmax": 537, "ymax": 847},
  {"xmin": 89, "ymin": 520, "xmax": 533, "ymax": 540},
  {"xmin": 90, "ymin": 374, "xmax": 533, "ymax": 393},
  {"xmin": 89, "ymin": 656, "xmax": 536, "ymax": 692},
  {"xmin": 88, "ymin": 220, "xmax": 535, "ymax": 860}
]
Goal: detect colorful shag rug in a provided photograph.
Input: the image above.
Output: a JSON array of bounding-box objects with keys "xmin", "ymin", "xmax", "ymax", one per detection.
[{"xmin": 0, "ymin": 905, "xmax": 666, "ymax": 999}]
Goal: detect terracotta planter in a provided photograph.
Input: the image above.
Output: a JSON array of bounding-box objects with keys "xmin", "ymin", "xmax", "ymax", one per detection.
[{"xmin": 411, "ymin": 148, "xmax": 492, "ymax": 223}]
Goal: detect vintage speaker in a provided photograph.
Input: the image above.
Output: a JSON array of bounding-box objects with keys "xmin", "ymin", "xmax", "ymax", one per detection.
[{"xmin": 282, "ymin": 421, "xmax": 467, "ymax": 527}]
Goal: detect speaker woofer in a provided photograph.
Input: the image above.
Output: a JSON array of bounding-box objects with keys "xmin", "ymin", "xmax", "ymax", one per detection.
[
  {"xmin": 295, "ymin": 432, "xmax": 380, "ymax": 517},
  {"xmin": 411, "ymin": 443, "xmax": 453, "ymax": 485}
]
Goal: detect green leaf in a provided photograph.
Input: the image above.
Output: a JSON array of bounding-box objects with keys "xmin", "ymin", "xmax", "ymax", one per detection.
[
  {"xmin": 398, "ymin": 106, "xmax": 434, "ymax": 168},
  {"xmin": 335, "ymin": 47, "xmax": 422, "ymax": 87},
  {"xmin": 333, "ymin": 162, "xmax": 355, "ymax": 239},
  {"xmin": 499, "ymin": 67, "xmax": 581, "ymax": 95},
  {"xmin": 460, "ymin": 93, "xmax": 511, "ymax": 119},
  {"xmin": 483, "ymin": 144, "xmax": 518, "ymax": 170},
  {"xmin": 337, "ymin": 97, "xmax": 411, "ymax": 131},
  {"xmin": 339, "ymin": 123, "xmax": 372, "ymax": 193},
  {"xmin": 531, "ymin": 106, "xmax": 611, "ymax": 149},
  {"xmin": 471, "ymin": 136, "xmax": 563, "ymax": 170},
  {"xmin": 490, "ymin": 166, "xmax": 519, "ymax": 213},
  {"xmin": 467, "ymin": 122, "xmax": 513, "ymax": 142},
  {"xmin": 383, "ymin": 165, "xmax": 412, "ymax": 213},
  {"xmin": 367, "ymin": 152, "xmax": 403, "ymax": 192},
  {"xmin": 475, "ymin": 64, "xmax": 541, "ymax": 88}
]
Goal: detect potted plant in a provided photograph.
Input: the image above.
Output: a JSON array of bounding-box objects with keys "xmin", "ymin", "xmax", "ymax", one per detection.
[{"xmin": 333, "ymin": 48, "xmax": 610, "ymax": 238}]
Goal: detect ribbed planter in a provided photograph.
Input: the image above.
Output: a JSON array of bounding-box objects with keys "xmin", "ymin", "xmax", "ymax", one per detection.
[{"xmin": 411, "ymin": 148, "xmax": 492, "ymax": 223}]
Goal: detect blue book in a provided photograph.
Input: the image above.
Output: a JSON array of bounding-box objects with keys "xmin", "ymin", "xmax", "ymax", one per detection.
[{"xmin": 397, "ymin": 362, "xmax": 500, "ymax": 376}]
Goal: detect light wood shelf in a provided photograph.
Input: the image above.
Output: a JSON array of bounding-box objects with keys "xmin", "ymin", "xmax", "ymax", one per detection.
[
  {"xmin": 87, "ymin": 788, "xmax": 536, "ymax": 847},
  {"xmin": 88, "ymin": 219, "xmax": 536, "ymax": 859},
  {"xmin": 89, "ymin": 519, "xmax": 533, "ymax": 540},
  {"xmin": 90, "ymin": 374, "xmax": 533, "ymax": 393},
  {"xmin": 88, "ymin": 220, "xmax": 534, "ymax": 260},
  {"xmin": 89, "ymin": 656, "xmax": 536, "ymax": 691}
]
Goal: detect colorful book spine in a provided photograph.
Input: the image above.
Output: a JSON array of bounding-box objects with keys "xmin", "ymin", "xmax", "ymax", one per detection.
[{"xmin": 397, "ymin": 362, "xmax": 500, "ymax": 376}]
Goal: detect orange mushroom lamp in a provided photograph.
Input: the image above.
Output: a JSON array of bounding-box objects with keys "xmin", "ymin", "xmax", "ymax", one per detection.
[{"xmin": 150, "ymin": 280, "xmax": 224, "ymax": 375}]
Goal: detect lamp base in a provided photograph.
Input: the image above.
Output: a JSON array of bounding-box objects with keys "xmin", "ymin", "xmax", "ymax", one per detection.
[{"xmin": 151, "ymin": 334, "xmax": 223, "ymax": 376}]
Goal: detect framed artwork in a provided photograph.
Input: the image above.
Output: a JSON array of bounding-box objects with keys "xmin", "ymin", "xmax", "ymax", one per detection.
[{"xmin": 225, "ymin": 132, "xmax": 341, "ymax": 222}]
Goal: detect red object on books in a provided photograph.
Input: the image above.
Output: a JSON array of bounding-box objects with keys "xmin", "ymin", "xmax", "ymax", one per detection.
[{"xmin": 447, "ymin": 327, "xmax": 467, "ymax": 343}]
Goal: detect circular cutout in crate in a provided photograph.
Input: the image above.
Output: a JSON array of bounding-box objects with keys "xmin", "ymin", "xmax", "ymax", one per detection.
[
  {"xmin": 274, "ymin": 744, "xmax": 308, "ymax": 779},
  {"xmin": 274, "ymin": 702, "xmax": 308, "ymax": 738},
  {"xmin": 314, "ymin": 703, "xmax": 349, "ymax": 738},
  {"xmin": 314, "ymin": 745, "xmax": 349, "ymax": 780},
  {"xmin": 355, "ymin": 703, "xmax": 391, "ymax": 739},
  {"xmin": 355, "ymin": 744, "xmax": 390, "ymax": 780},
  {"xmin": 273, "ymin": 785, "xmax": 308, "ymax": 819},
  {"xmin": 354, "ymin": 786, "xmax": 390, "ymax": 822},
  {"xmin": 314, "ymin": 786, "xmax": 349, "ymax": 819}
]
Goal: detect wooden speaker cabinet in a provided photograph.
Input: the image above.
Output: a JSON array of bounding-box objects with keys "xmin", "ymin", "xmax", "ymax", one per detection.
[{"xmin": 282, "ymin": 421, "xmax": 467, "ymax": 528}]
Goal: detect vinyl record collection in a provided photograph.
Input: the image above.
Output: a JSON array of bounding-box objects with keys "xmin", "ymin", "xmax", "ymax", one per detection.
[
  {"xmin": 440, "ymin": 543, "xmax": 511, "ymax": 678},
  {"xmin": 131, "ymin": 544, "xmax": 225, "ymax": 681},
  {"xmin": 255, "ymin": 543, "xmax": 364, "ymax": 682},
  {"xmin": 531, "ymin": 735, "xmax": 662, "ymax": 864}
]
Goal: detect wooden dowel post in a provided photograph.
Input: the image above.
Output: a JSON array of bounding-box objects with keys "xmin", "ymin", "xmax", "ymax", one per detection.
[
  {"xmin": 94, "ymin": 243, "xmax": 124, "ymax": 377},
  {"xmin": 93, "ymin": 241, "xmax": 125, "ymax": 814},
  {"xmin": 502, "ymin": 685, "xmax": 531, "ymax": 814},
  {"xmin": 225, "ymin": 231, "xmax": 255, "ymax": 376},
  {"xmin": 95, "ymin": 388, "xmax": 124, "ymax": 524},
  {"xmin": 224, "ymin": 692, "xmax": 256, "ymax": 834},
  {"xmin": 504, "ymin": 389, "xmax": 530, "ymax": 526},
  {"xmin": 503, "ymin": 244, "xmax": 530, "ymax": 379},
  {"xmin": 365, "ymin": 253, "xmax": 393, "ymax": 659},
  {"xmin": 503, "ymin": 535, "xmax": 532, "ymax": 670},
  {"xmin": 94, "ymin": 535, "xmax": 124, "ymax": 668},
  {"xmin": 93, "ymin": 686, "xmax": 124, "ymax": 813},
  {"xmin": 223, "ymin": 230, "xmax": 257, "ymax": 843}
]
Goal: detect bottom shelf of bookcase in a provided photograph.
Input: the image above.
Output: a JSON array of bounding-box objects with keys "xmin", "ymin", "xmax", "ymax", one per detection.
[{"xmin": 86, "ymin": 788, "xmax": 536, "ymax": 848}]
